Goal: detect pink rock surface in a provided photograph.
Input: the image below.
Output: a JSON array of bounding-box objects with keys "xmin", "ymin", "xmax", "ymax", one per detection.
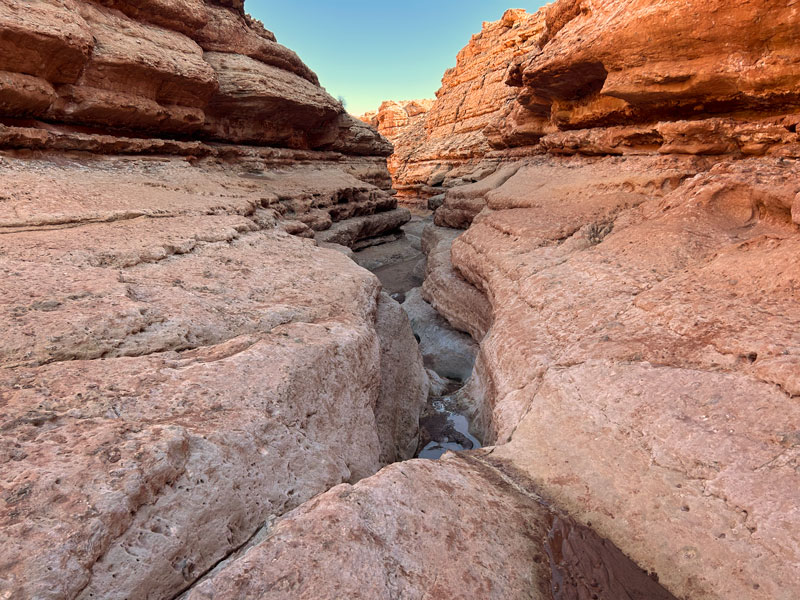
[
  {"xmin": 424, "ymin": 154, "xmax": 800, "ymax": 599},
  {"xmin": 0, "ymin": 153, "xmax": 426, "ymax": 600},
  {"xmin": 3, "ymin": 0, "xmax": 800, "ymax": 598},
  {"xmin": 185, "ymin": 455, "xmax": 679, "ymax": 600}
]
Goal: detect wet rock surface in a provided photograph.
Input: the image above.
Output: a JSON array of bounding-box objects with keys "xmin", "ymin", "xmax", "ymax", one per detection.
[
  {"xmin": 417, "ymin": 393, "xmax": 481, "ymax": 460},
  {"xmin": 544, "ymin": 514, "xmax": 678, "ymax": 600},
  {"xmin": 353, "ymin": 214, "xmax": 429, "ymax": 295},
  {"xmin": 355, "ymin": 212, "xmax": 481, "ymax": 460}
]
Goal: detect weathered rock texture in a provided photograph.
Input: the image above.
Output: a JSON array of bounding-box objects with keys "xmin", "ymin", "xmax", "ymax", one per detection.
[
  {"xmin": 0, "ymin": 0, "xmax": 391, "ymax": 152},
  {"xmin": 490, "ymin": 0, "xmax": 800, "ymax": 146},
  {"xmin": 185, "ymin": 455, "xmax": 678, "ymax": 600},
  {"xmin": 0, "ymin": 2, "xmax": 427, "ymax": 599},
  {"xmin": 5, "ymin": 0, "xmax": 800, "ymax": 599},
  {"xmin": 412, "ymin": 1, "xmax": 800, "ymax": 598},
  {"xmin": 361, "ymin": 9, "xmax": 544, "ymax": 202}
]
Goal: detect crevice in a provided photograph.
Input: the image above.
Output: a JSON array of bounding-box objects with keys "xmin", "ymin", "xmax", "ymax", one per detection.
[{"xmin": 169, "ymin": 519, "xmax": 276, "ymax": 600}]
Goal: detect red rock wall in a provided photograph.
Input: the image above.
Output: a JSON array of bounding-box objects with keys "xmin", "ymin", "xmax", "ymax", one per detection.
[
  {"xmin": 415, "ymin": 1, "xmax": 800, "ymax": 599},
  {"xmin": 436, "ymin": 0, "xmax": 800, "ymax": 226},
  {"xmin": 0, "ymin": 0, "xmax": 390, "ymax": 153},
  {"xmin": 361, "ymin": 9, "xmax": 544, "ymax": 202},
  {"xmin": 489, "ymin": 0, "xmax": 800, "ymax": 149}
]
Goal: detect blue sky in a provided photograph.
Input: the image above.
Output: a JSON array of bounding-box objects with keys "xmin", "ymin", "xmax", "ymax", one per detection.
[{"xmin": 247, "ymin": 1, "xmax": 548, "ymax": 116}]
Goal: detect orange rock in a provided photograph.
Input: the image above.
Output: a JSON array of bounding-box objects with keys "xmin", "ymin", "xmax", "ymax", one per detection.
[
  {"xmin": 490, "ymin": 0, "xmax": 800, "ymax": 147},
  {"xmin": 362, "ymin": 9, "xmax": 545, "ymax": 202}
]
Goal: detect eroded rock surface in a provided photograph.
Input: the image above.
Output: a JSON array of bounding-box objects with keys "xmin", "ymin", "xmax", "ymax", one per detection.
[
  {"xmin": 0, "ymin": 152, "xmax": 426, "ymax": 600},
  {"xmin": 185, "ymin": 455, "xmax": 678, "ymax": 600},
  {"xmin": 360, "ymin": 9, "xmax": 544, "ymax": 202},
  {"xmin": 4, "ymin": 0, "xmax": 800, "ymax": 599},
  {"xmin": 360, "ymin": 1, "xmax": 800, "ymax": 599},
  {"xmin": 496, "ymin": 0, "xmax": 800, "ymax": 142},
  {"xmin": 402, "ymin": 287, "xmax": 476, "ymax": 382},
  {"xmin": 0, "ymin": 2, "xmax": 425, "ymax": 599},
  {"xmin": 427, "ymin": 157, "xmax": 800, "ymax": 600},
  {"xmin": 0, "ymin": 0, "xmax": 391, "ymax": 153}
]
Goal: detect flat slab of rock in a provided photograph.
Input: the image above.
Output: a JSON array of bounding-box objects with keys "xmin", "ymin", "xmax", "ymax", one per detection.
[
  {"xmin": 184, "ymin": 455, "xmax": 679, "ymax": 600},
  {"xmin": 421, "ymin": 224, "xmax": 492, "ymax": 341},
  {"xmin": 0, "ymin": 152, "xmax": 426, "ymax": 600},
  {"xmin": 494, "ymin": 360, "xmax": 800, "ymax": 600},
  {"xmin": 402, "ymin": 287, "xmax": 477, "ymax": 382}
]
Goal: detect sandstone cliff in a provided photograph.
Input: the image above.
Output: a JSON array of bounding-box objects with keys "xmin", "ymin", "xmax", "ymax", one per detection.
[
  {"xmin": 361, "ymin": 9, "xmax": 544, "ymax": 202},
  {"xmin": 0, "ymin": 2, "xmax": 428, "ymax": 599},
  {"xmin": 0, "ymin": 0, "xmax": 392, "ymax": 151},
  {"xmin": 4, "ymin": 1, "xmax": 800, "ymax": 599},
  {"xmin": 195, "ymin": 2, "xmax": 798, "ymax": 599},
  {"xmin": 420, "ymin": 1, "xmax": 800, "ymax": 599}
]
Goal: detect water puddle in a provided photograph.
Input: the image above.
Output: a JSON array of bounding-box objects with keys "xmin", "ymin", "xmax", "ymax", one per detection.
[{"xmin": 417, "ymin": 392, "xmax": 481, "ymax": 460}]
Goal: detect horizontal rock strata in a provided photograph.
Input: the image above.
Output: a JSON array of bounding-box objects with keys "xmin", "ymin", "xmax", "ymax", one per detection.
[
  {"xmin": 355, "ymin": 1, "xmax": 800, "ymax": 599},
  {"xmin": 0, "ymin": 0, "xmax": 390, "ymax": 153},
  {"xmin": 361, "ymin": 9, "xmax": 544, "ymax": 202},
  {"xmin": 0, "ymin": 2, "xmax": 424, "ymax": 599},
  {"xmin": 414, "ymin": 0, "xmax": 800, "ymax": 595}
]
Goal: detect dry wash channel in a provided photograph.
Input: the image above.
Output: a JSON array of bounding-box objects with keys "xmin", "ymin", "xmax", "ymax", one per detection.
[{"xmin": 2, "ymin": 0, "xmax": 800, "ymax": 599}]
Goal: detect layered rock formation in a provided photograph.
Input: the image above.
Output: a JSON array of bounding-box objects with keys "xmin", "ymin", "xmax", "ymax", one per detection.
[
  {"xmin": 360, "ymin": 99, "xmax": 434, "ymax": 141},
  {"xmin": 0, "ymin": 0, "xmax": 392, "ymax": 150},
  {"xmin": 0, "ymin": 2, "xmax": 427, "ymax": 599},
  {"xmin": 435, "ymin": 155, "xmax": 800, "ymax": 599},
  {"xmin": 5, "ymin": 0, "xmax": 800, "ymax": 599},
  {"xmin": 417, "ymin": 1, "xmax": 800, "ymax": 599},
  {"xmin": 491, "ymin": 0, "xmax": 800, "ymax": 144},
  {"xmin": 361, "ymin": 9, "xmax": 544, "ymax": 202}
]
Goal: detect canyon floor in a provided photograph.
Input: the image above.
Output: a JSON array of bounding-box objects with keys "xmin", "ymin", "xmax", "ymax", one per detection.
[{"xmin": 2, "ymin": 0, "xmax": 800, "ymax": 598}]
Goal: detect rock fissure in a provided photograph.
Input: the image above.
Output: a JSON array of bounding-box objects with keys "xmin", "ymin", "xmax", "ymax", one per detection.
[{"xmin": 3, "ymin": 0, "xmax": 800, "ymax": 599}]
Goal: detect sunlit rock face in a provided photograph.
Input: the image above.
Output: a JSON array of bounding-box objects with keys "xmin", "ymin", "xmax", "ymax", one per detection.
[
  {"xmin": 360, "ymin": 9, "xmax": 545, "ymax": 203},
  {"xmin": 414, "ymin": 1, "xmax": 800, "ymax": 599},
  {"xmin": 491, "ymin": 0, "xmax": 800, "ymax": 146},
  {"xmin": 189, "ymin": 0, "xmax": 799, "ymax": 598}
]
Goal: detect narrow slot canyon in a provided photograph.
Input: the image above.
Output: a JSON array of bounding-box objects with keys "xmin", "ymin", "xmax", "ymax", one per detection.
[
  {"xmin": 1, "ymin": 1, "xmax": 799, "ymax": 599},
  {"xmin": 352, "ymin": 211, "xmax": 483, "ymax": 459}
]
